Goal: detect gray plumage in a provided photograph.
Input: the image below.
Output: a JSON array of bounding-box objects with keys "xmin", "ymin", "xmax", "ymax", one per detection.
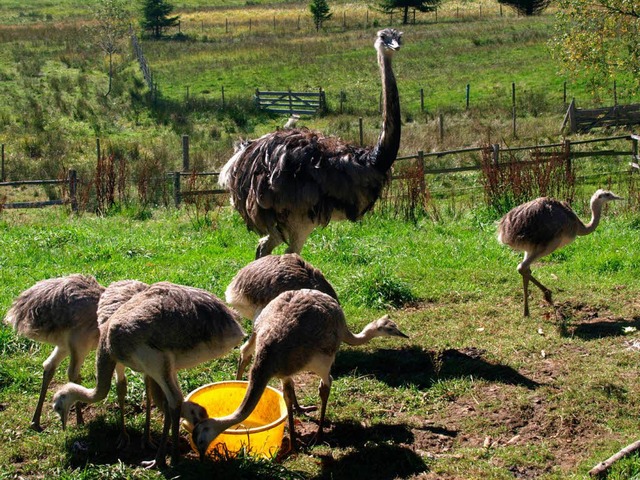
[
  {"xmin": 227, "ymin": 253, "xmax": 338, "ymax": 321},
  {"xmin": 96, "ymin": 280, "xmax": 150, "ymax": 449},
  {"xmin": 3, "ymin": 274, "xmax": 104, "ymax": 431},
  {"xmin": 498, "ymin": 189, "xmax": 622, "ymax": 316},
  {"xmin": 219, "ymin": 29, "xmax": 403, "ymax": 258},
  {"xmin": 227, "ymin": 253, "xmax": 339, "ymax": 412},
  {"xmin": 52, "ymin": 282, "xmax": 244, "ymax": 468},
  {"xmin": 193, "ymin": 289, "xmax": 408, "ymax": 459}
]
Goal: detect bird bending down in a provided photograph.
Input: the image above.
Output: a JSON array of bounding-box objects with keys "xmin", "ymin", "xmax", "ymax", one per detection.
[
  {"xmin": 96, "ymin": 280, "xmax": 150, "ymax": 449},
  {"xmin": 226, "ymin": 253, "xmax": 338, "ymax": 383},
  {"xmin": 193, "ymin": 289, "xmax": 408, "ymax": 459},
  {"xmin": 498, "ymin": 189, "xmax": 622, "ymax": 316},
  {"xmin": 4, "ymin": 274, "xmax": 104, "ymax": 431},
  {"xmin": 52, "ymin": 282, "xmax": 244, "ymax": 468},
  {"xmin": 219, "ymin": 28, "xmax": 403, "ymax": 258}
]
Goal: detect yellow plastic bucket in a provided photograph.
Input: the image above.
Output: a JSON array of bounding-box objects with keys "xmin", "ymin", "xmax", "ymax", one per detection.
[{"xmin": 183, "ymin": 380, "xmax": 287, "ymax": 458}]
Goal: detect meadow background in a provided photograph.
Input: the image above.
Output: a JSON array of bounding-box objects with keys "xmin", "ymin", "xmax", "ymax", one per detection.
[{"xmin": 0, "ymin": 0, "xmax": 639, "ymax": 479}]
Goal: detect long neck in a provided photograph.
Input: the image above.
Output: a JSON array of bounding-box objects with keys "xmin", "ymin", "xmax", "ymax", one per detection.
[
  {"xmin": 211, "ymin": 366, "xmax": 271, "ymax": 430},
  {"xmin": 65, "ymin": 347, "xmax": 115, "ymax": 404},
  {"xmin": 341, "ymin": 324, "xmax": 379, "ymax": 347},
  {"xmin": 577, "ymin": 201, "xmax": 604, "ymax": 236},
  {"xmin": 370, "ymin": 50, "xmax": 401, "ymax": 174}
]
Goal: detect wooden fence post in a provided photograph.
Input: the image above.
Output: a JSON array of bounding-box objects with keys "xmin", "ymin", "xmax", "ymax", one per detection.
[
  {"xmin": 68, "ymin": 169, "xmax": 78, "ymax": 213},
  {"xmin": 466, "ymin": 83, "xmax": 470, "ymax": 110},
  {"xmin": 439, "ymin": 113, "xmax": 444, "ymax": 142},
  {"xmin": 221, "ymin": 85, "xmax": 225, "ymax": 109},
  {"xmin": 182, "ymin": 134, "xmax": 190, "ymax": 172},
  {"xmin": 96, "ymin": 138, "xmax": 101, "ymax": 163},
  {"xmin": 417, "ymin": 150, "xmax": 426, "ymax": 203},
  {"xmin": 512, "ymin": 82, "xmax": 517, "ymax": 138},
  {"xmin": 564, "ymin": 139, "xmax": 572, "ymax": 183},
  {"xmin": 420, "ymin": 88, "xmax": 424, "ymax": 112},
  {"xmin": 1, "ymin": 144, "xmax": 4, "ymax": 182},
  {"xmin": 173, "ymin": 172, "xmax": 181, "ymax": 207},
  {"xmin": 492, "ymin": 143, "xmax": 500, "ymax": 166},
  {"xmin": 359, "ymin": 117, "xmax": 364, "ymax": 146},
  {"xmin": 568, "ymin": 98, "xmax": 577, "ymax": 133}
]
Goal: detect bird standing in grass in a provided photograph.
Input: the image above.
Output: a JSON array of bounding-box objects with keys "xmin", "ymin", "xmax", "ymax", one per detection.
[
  {"xmin": 498, "ymin": 189, "xmax": 622, "ymax": 316},
  {"xmin": 193, "ymin": 289, "xmax": 408, "ymax": 459},
  {"xmin": 219, "ymin": 28, "xmax": 403, "ymax": 258},
  {"xmin": 4, "ymin": 274, "xmax": 104, "ymax": 431},
  {"xmin": 226, "ymin": 253, "xmax": 338, "ymax": 381},
  {"xmin": 53, "ymin": 282, "xmax": 244, "ymax": 468}
]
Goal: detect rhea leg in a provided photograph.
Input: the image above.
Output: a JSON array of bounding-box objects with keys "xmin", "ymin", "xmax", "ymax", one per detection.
[
  {"xmin": 284, "ymin": 222, "xmax": 315, "ymax": 256},
  {"xmin": 316, "ymin": 376, "xmax": 332, "ymax": 441},
  {"xmin": 113, "ymin": 363, "xmax": 130, "ymax": 449},
  {"xmin": 518, "ymin": 254, "xmax": 553, "ymax": 317},
  {"xmin": 256, "ymin": 225, "xmax": 285, "ymax": 259},
  {"xmin": 32, "ymin": 346, "xmax": 67, "ymax": 431},
  {"xmin": 142, "ymin": 366, "xmax": 183, "ymax": 469},
  {"xmin": 142, "ymin": 376, "xmax": 157, "ymax": 449},
  {"xmin": 282, "ymin": 378, "xmax": 298, "ymax": 452}
]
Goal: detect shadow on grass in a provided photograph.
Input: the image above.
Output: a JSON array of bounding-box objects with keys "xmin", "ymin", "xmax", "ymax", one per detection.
[
  {"xmin": 63, "ymin": 416, "xmax": 425, "ymax": 479},
  {"xmin": 312, "ymin": 443, "xmax": 427, "ymax": 480},
  {"xmin": 64, "ymin": 415, "xmax": 174, "ymax": 468},
  {"xmin": 566, "ymin": 317, "xmax": 640, "ymax": 340},
  {"xmin": 64, "ymin": 416, "xmax": 307, "ymax": 479},
  {"xmin": 333, "ymin": 345, "xmax": 540, "ymax": 390}
]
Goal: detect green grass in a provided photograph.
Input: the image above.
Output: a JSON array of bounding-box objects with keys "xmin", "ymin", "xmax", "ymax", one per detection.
[{"xmin": 1, "ymin": 200, "xmax": 640, "ymax": 479}]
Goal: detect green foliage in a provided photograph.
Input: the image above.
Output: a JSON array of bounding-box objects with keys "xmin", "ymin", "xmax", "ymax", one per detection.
[
  {"xmin": 345, "ymin": 265, "xmax": 417, "ymax": 309},
  {"xmin": 309, "ymin": 0, "xmax": 332, "ymax": 31},
  {"xmin": 377, "ymin": 0, "xmax": 440, "ymax": 24},
  {"xmin": 551, "ymin": 0, "xmax": 640, "ymax": 92},
  {"xmin": 497, "ymin": 0, "xmax": 551, "ymax": 16},
  {"xmin": 139, "ymin": 0, "xmax": 180, "ymax": 39}
]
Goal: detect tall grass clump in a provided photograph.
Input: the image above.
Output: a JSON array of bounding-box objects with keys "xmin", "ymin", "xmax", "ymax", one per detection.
[
  {"xmin": 344, "ymin": 264, "xmax": 418, "ymax": 309},
  {"xmin": 479, "ymin": 145, "xmax": 575, "ymax": 214}
]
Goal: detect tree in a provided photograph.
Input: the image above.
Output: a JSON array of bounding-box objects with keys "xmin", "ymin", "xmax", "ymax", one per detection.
[
  {"xmin": 90, "ymin": 0, "xmax": 131, "ymax": 96},
  {"xmin": 140, "ymin": 0, "xmax": 180, "ymax": 39},
  {"xmin": 377, "ymin": 0, "xmax": 440, "ymax": 25},
  {"xmin": 309, "ymin": 0, "xmax": 332, "ymax": 31},
  {"xmin": 551, "ymin": 0, "xmax": 640, "ymax": 91},
  {"xmin": 497, "ymin": 0, "xmax": 551, "ymax": 15}
]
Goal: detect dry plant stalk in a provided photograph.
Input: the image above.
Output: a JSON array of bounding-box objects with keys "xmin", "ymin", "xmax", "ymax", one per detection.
[{"xmin": 480, "ymin": 144, "xmax": 575, "ymax": 214}]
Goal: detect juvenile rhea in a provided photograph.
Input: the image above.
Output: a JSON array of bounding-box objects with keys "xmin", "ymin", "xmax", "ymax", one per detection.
[
  {"xmin": 53, "ymin": 282, "xmax": 244, "ymax": 468},
  {"xmin": 3, "ymin": 274, "xmax": 104, "ymax": 431},
  {"xmin": 498, "ymin": 189, "xmax": 622, "ymax": 316},
  {"xmin": 226, "ymin": 253, "xmax": 338, "ymax": 380},
  {"xmin": 96, "ymin": 280, "xmax": 149, "ymax": 448},
  {"xmin": 193, "ymin": 289, "xmax": 408, "ymax": 459}
]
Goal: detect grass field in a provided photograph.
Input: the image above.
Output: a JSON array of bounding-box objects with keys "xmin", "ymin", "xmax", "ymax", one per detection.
[{"xmin": 1, "ymin": 200, "xmax": 640, "ymax": 479}]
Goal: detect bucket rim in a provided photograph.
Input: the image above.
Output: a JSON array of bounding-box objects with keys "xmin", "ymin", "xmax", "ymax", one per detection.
[{"xmin": 184, "ymin": 380, "xmax": 288, "ymax": 434}]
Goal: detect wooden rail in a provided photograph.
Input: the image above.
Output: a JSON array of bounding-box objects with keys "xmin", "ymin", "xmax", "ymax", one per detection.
[
  {"xmin": 563, "ymin": 99, "xmax": 640, "ymax": 133},
  {"xmin": 0, "ymin": 170, "xmax": 77, "ymax": 212},
  {"xmin": 254, "ymin": 88, "xmax": 326, "ymax": 115}
]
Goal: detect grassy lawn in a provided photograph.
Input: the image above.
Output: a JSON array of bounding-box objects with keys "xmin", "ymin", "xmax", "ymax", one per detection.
[{"xmin": 1, "ymin": 200, "xmax": 640, "ymax": 479}]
